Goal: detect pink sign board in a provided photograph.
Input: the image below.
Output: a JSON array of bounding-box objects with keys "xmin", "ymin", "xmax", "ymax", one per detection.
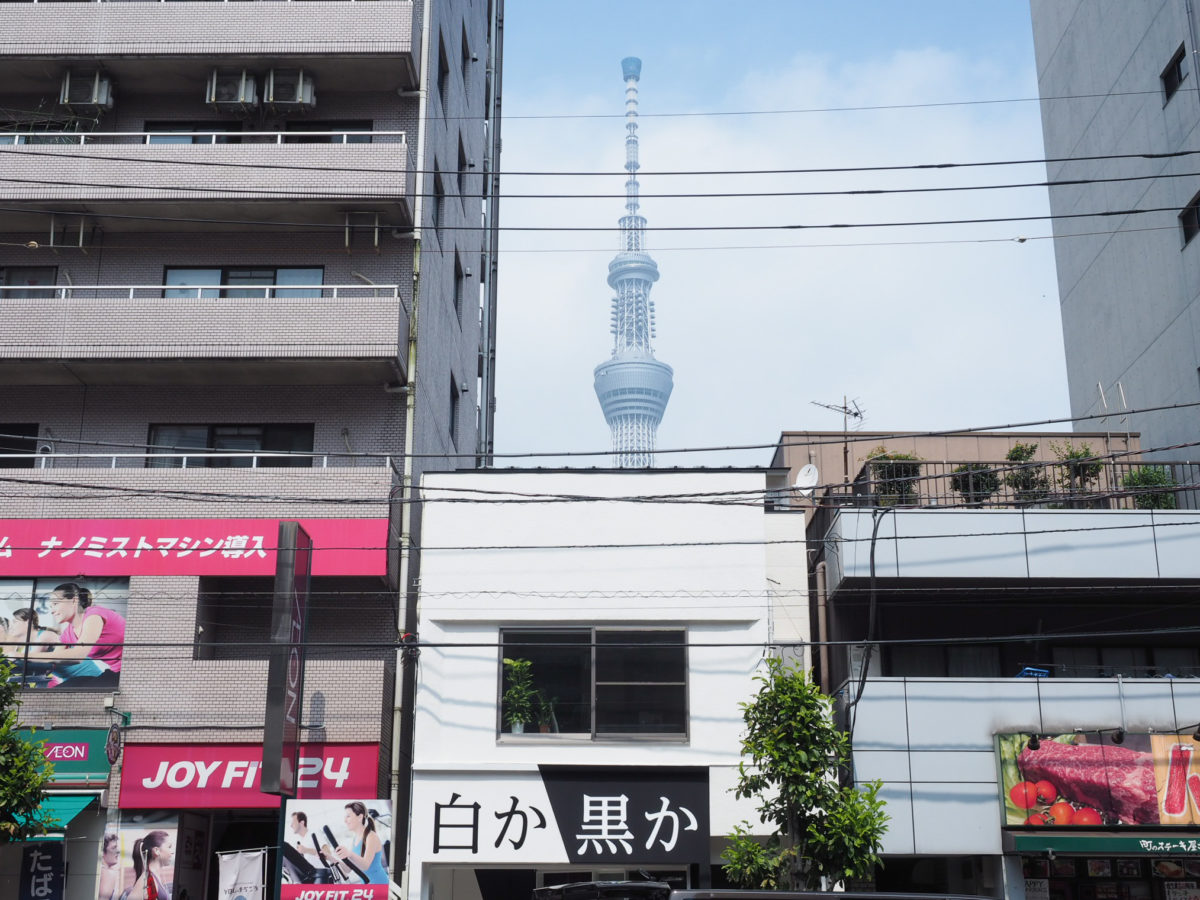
[
  {"xmin": 0, "ymin": 518, "xmax": 386, "ymax": 576},
  {"xmin": 282, "ymin": 887, "xmax": 389, "ymax": 900},
  {"xmin": 120, "ymin": 743, "xmax": 380, "ymax": 808}
]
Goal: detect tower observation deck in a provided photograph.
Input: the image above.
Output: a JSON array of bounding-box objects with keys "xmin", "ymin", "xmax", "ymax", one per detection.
[{"xmin": 593, "ymin": 57, "xmax": 673, "ymax": 468}]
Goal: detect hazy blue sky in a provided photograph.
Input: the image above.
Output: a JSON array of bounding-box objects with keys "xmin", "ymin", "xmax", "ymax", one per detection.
[{"xmin": 492, "ymin": 2, "xmax": 1068, "ymax": 466}]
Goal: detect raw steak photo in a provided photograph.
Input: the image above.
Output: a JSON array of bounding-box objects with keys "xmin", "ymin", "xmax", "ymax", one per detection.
[{"xmin": 1018, "ymin": 739, "xmax": 1158, "ymax": 824}]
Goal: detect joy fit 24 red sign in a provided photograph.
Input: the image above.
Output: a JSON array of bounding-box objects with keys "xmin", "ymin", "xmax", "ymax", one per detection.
[{"xmin": 120, "ymin": 744, "xmax": 379, "ymax": 808}]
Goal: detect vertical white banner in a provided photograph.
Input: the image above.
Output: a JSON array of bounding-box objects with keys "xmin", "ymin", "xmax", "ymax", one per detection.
[{"xmin": 217, "ymin": 849, "xmax": 266, "ymax": 900}]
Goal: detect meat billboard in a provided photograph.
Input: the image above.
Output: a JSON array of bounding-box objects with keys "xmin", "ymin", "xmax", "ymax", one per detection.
[{"xmin": 999, "ymin": 733, "xmax": 1200, "ymax": 826}]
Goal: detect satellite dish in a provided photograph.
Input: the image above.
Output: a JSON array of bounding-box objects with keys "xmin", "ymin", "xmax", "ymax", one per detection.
[{"xmin": 793, "ymin": 464, "xmax": 820, "ymax": 497}]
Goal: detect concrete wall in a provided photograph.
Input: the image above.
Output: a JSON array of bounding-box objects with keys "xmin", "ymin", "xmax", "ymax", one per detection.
[
  {"xmin": 1030, "ymin": 0, "xmax": 1200, "ymax": 459},
  {"xmin": 854, "ymin": 676, "xmax": 1200, "ymax": 855}
]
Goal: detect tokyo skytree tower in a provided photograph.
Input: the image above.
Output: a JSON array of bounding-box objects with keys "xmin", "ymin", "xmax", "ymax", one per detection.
[{"xmin": 593, "ymin": 57, "xmax": 673, "ymax": 468}]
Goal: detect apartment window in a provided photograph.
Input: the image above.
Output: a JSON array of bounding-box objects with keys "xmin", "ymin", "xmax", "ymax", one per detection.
[
  {"xmin": 460, "ymin": 23, "xmax": 472, "ymax": 101},
  {"xmin": 437, "ymin": 36, "xmax": 451, "ymax": 115},
  {"xmin": 1, "ymin": 266, "xmax": 57, "ymax": 299},
  {"xmin": 0, "ymin": 424, "xmax": 38, "ymax": 469},
  {"xmin": 195, "ymin": 576, "xmax": 394, "ymax": 661},
  {"xmin": 163, "ymin": 266, "xmax": 323, "ymax": 298},
  {"xmin": 432, "ymin": 170, "xmax": 445, "ymax": 235},
  {"xmin": 284, "ymin": 120, "xmax": 373, "ymax": 144},
  {"xmin": 144, "ymin": 122, "xmax": 241, "ymax": 145},
  {"xmin": 453, "ymin": 255, "xmax": 465, "ymax": 324},
  {"xmin": 147, "ymin": 423, "xmax": 314, "ymax": 468},
  {"xmin": 1181, "ymin": 191, "xmax": 1200, "ymax": 245},
  {"xmin": 449, "ymin": 376, "xmax": 459, "ymax": 449},
  {"xmin": 1163, "ymin": 44, "xmax": 1189, "ymax": 103},
  {"xmin": 457, "ymin": 138, "xmax": 468, "ymax": 197},
  {"xmin": 500, "ymin": 628, "xmax": 688, "ymax": 737}
]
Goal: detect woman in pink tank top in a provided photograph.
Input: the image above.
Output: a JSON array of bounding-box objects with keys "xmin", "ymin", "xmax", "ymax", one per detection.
[{"xmin": 25, "ymin": 582, "xmax": 126, "ymax": 685}]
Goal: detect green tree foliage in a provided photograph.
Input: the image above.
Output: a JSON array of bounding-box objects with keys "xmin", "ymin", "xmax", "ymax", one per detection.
[
  {"xmin": 723, "ymin": 658, "xmax": 888, "ymax": 890},
  {"xmin": 0, "ymin": 658, "xmax": 56, "ymax": 841}
]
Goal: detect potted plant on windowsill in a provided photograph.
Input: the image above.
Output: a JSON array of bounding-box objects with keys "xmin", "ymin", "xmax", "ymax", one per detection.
[
  {"xmin": 501, "ymin": 657, "xmax": 537, "ymax": 734},
  {"xmin": 536, "ymin": 693, "xmax": 557, "ymax": 734}
]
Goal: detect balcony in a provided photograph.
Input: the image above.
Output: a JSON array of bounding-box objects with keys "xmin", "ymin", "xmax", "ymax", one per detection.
[
  {"xmin": 0, "ymin": 450, "xmax": 394, "ymax": 510},
  {"xmin": 0, "ymin": 283, "xmax": 409, "ymax": 385},
  {"xmin": 0, "ymin": 1, "xmax": 417, "ymax": 88},
  {"xmin": 0, "ymin": 130, "xmax": 413, "ymax": 233}
]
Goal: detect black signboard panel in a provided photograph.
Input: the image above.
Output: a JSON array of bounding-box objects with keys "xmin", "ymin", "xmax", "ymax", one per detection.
[{"xmin": 539, "ymin": 766, "xmax": 709, "ymax": 865}]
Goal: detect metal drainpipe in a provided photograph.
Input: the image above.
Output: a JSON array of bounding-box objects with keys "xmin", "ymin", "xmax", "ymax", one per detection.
[
  {"xmin": 1187, "ymin": 0, "xmax": 1200, "ymax": 104},
  {"xmin": 391, "ymin": 0, "xmax": 433, "ymax": 887},
  {"xmin": 815, "ymin": 561, "xmax": 830, "ymax": 693}
]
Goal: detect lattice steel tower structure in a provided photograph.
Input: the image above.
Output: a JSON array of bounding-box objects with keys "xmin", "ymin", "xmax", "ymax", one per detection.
[{"xmin": 594, "ymin": 57, "xmax": 674, "ymax": 468}]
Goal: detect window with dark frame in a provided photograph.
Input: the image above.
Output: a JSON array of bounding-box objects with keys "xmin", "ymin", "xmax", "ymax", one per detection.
[
  {"xmin": 143, "ymin": 122, "xmax": 242, "ymax": 145},
  {"xmin": 449, "ymin": 376, "xmax": 459, "ymax": 449},
  {"xmin": 1181, "ymin": 190, "xmax": 1200, "ymax": 245},
  {"xmin": 500, "ymin": 627, "xmax": 688, "ymax": 737},
  {"xmin": 1, "ymin": 266, "xmax": 57, "ymax": 299},
  {"xmin": 1163, "ymin": 43, "xmax": 1189, "ymax": 102},
  {"xmin": 432, "ymin": 170, "xmax": 445, "ymax": 235},
  {"xmin": 0, "ymin": 423, "xmax": 38, "ymax": 469},
  {"xmin": 461, "ymin": 22, "xmax": 472, "ymax": 102},
  {"xmin": 457, "ymin": 138, "xmax": 468, "ymax": 198},
  {"xmin": 284, "ymin": 120, "xmax": 373, "ymax": 144},
  {"xmin": 437, "ymin": 36, "xmax": 451, "ymax": 116},
  {"xmin": 146, "ymin": 423, "xmax": 314, "ymax": 468},
  {"xmin": 453, "ymin": 255, "xmax": 465, "ymax": 325},
  {"xmin": 194, "ymin": 576, "xmax": 395, "ymax": 661},
  {"xmin": 163, "ymin": 266, "xmax": 324, "ymax": 298}
]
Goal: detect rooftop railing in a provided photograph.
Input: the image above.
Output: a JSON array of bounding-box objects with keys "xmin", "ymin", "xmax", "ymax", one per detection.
[{"xmin": 820, "ymin": 457, "xmax": 1200, "ymax": 511}]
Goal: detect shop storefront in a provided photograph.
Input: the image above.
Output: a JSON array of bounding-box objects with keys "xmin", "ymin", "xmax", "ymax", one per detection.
[
  {"xmin": 409, "ymin": 766, "xmax": 714, "ymax": 900},
  {"xmin": 116, "ymin": 741, "xmax": 388, "ymax": 899},
  {"xmin": 1000, "ymin": 732, "xmax": 1200, "ymax": 900},
  {"xmin": 0, "ymin": 728, "xmax": 113, "ymax": 900}
]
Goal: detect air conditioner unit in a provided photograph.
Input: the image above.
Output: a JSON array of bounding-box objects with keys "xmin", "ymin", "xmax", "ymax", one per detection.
[
  {"xmin": 59, "ymin": 71, "xmax": 114, "ymax": 111},
  {"xmin": 206, "ymin": 69, "xmax": 258, "ymax": 112},
  {"xmin": 265, "ymin": 68, "xmax": 316, "ymax": 111}
]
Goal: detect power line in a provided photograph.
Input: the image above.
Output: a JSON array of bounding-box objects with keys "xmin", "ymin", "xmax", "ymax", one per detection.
[
  {"xmin": 6, "ymin": 145, "xmax": 1200, "ymax": 198},
  {"xmin": 5, "ymin": 400, "xmax": 1197, "ymax": 463},
  {"xmin": 7, "ymin": 142, "xmax": 1200, "ymax": 177},
  {"xmin": 0, "ymin": 195, "xmax": 1186, "ymax": 233}
]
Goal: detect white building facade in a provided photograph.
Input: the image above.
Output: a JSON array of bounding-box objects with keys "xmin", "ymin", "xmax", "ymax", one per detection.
[{"xmin": 407, "ymin": 470, "xmax": 807, "ymax": 900}]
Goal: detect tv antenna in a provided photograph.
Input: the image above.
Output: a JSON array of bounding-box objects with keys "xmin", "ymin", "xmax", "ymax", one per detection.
[{"xmin": 811, "ymin": 397, "xmax": 865, "ymax": 483}]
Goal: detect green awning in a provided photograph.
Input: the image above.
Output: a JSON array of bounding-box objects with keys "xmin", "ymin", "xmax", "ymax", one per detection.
[{"xmin": 25, "ymin": 793, "xmax": 97, "ymax": 840}]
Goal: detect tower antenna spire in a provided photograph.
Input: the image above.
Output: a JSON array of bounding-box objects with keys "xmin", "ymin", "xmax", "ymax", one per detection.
[{"xmin": 593, "ymin": 57, "xmax": 674, "ymax": 467}]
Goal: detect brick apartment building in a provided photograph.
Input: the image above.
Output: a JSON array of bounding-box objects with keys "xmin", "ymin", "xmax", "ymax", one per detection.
[{"xmin": 0, "ymin": 1, "xmax": 502, "ymax": 897}]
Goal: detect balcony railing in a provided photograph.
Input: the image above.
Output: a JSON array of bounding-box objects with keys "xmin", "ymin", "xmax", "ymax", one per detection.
[
  {"xmin": 0, "ymin": 284, "xmax": 402, "ymax": 301},
  {"xmin": 818, "ymin": 457, "xmax": 1200, "ymax": 511},
  {"xmin": 0, "ymin": 283, "xmax": 408, "ymax": 377},
  {"xmin": 0, "ymin": 129, "xmax": 406, "ymax": 146},
  {"xmin": 0, "ymin": 451, "xmax": 397, "ymax": 470},
  {"xmin": 15, "ymin": 0, "xmax": 385, "ymax": 3}
]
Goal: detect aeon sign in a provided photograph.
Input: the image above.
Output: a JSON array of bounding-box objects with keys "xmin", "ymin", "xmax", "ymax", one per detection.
[
  {"xmin": 120, "ymin": 743, "xmax": 379, "ymax": 809},
  {"xmin": 44, "ymin": 743, "xmax": 89, "ymax": 761}
]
